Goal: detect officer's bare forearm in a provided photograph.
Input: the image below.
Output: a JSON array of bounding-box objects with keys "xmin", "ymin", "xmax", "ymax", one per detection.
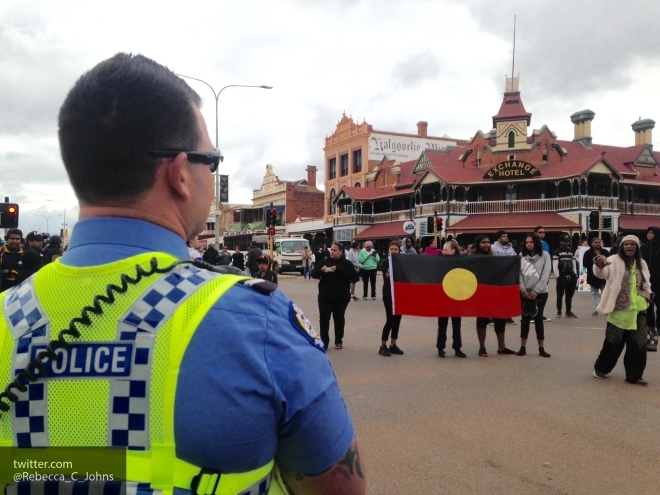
[{"xmin": 280, "ymin": 438, "xmax": 366, "ymax": 495}]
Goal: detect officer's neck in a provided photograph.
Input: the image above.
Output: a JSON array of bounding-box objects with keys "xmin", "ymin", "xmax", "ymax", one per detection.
[{"xmin": 79, "ymin": 204, "xmax": 186, "ymax": 240}]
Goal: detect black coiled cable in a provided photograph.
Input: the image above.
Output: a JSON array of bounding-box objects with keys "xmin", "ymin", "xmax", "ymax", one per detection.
[{"xmin": 0, "ymin": 257, "xmax": 231, "ymax": 417}]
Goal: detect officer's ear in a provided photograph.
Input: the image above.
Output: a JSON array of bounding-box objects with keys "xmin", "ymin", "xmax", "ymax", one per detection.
[{"xmin": 165, "ymin": 152, "xmax": 193, "ymax": 201}]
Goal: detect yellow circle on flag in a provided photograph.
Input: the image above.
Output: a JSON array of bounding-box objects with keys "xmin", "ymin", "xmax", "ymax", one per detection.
[{"xmin": 442, "ymin": 268, "xmax": 478, "ymax": 301}]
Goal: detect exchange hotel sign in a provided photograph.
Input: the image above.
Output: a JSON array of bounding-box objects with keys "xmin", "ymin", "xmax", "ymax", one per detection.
[
  {"xmin": 369, "ymin": 133, "xmax": 456, "ymax": 161},
  {"xmin": 484, "ymin": 160, "xmax": 542, "ymax": 180}
]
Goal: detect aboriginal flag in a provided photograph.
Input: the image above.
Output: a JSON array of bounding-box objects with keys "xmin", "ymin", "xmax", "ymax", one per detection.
[{"xmin": 390, "ymin": 254, "xmax": 520, "ymax": 318}]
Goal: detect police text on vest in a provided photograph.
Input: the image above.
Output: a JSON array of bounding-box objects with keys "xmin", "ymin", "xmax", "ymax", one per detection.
[{"xmin": 29, "ymin": 343, "xmax": 133, "ymax": 378}]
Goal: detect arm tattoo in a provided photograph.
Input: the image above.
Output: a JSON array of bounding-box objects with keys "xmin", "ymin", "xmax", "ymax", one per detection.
[
  {"xmin": 336, "ymin": 441, "xmax": 364, "ymax": 479},
  {"xmin": 281, "ymin": 439, "xmax": 365, "ymax": 488}
]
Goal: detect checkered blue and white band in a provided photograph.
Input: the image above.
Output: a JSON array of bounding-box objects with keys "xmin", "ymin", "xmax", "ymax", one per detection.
[{"xmin": 4, "ymin": 265, "xmax": 218, "ymax": 450}]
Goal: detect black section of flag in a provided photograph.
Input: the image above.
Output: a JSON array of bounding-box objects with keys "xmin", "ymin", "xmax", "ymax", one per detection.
[{"xmin": 391, "ymin": 254, "xmax": 519, "ymax": 286}]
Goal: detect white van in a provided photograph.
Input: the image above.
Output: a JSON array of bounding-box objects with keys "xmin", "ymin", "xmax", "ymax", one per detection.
[{"xmin": 272, "ymin": 236, "xmax": 310, "ymax": 274}]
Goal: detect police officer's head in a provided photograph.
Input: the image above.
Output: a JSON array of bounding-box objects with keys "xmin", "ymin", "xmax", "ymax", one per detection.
[
  {"xmin": 559, "ymin": 234, "xmax": 570, "ymax": 246},
  {"xmin": 58, "ymin": 53, "xmax": 215, "ymax": 239}
]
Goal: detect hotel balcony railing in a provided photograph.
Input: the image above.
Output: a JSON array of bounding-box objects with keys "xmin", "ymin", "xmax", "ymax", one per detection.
[
  {"xmin": 334, "ymin": 196, "xmax": 660, "ymax": 226},
  {"xmin": 334, "ymin": 209, "xmax": 412, "ymax": 226},
  {"xmin": 619, "ymin": 202, "xmax": 660, "ymax": 215},
  {"xmin": 416, "ymin": 196, "xmax": 619, "ymax": 216}
]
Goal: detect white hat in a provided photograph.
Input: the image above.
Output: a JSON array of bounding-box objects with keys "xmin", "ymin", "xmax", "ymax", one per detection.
[{"xmin": 621, "ymin": 234, "xmax": 641, "ymax": 247}]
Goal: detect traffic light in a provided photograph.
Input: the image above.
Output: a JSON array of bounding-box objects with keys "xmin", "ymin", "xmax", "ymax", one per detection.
[
  {"xmin": 427, "ymin": 216, "xmax": 434, "ymax": 233},
  {"xmin": 588, "ymin": 210, "xmax": 600, "ymax": 231},
  {"xmin": 0, "ymin": 203, "xmax": 19, "ymax": 229},
  {"xmin": 269, "ymin": 208, "xmax": 278, "ymax": 227},
  {"xmin": 602, "ymin": 215, "xmax": 613, "ymax": 231},
  {"xmin": 436, "ymin": 217, "xmax": 443, "ymax": 233}
]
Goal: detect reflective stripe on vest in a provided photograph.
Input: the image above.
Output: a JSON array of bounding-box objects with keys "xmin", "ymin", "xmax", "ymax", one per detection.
[{"xmin": 0, "ymin": 253, "xmax": 288, "ymax": 495}]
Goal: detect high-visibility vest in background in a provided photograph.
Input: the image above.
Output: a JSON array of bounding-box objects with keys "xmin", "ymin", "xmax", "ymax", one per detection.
[{"xmin": 0, "ymin": 252, "xmax": 287, "ymax": 495}]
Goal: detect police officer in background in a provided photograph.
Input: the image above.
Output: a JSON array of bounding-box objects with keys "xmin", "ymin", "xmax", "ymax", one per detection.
[{"xmin": 0, "ymin": 53, "xmax": 365, "ymax": 495}]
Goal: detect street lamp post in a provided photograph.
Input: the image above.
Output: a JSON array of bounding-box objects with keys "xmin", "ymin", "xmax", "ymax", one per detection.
[
  {"xmin": 46, "ymin": 200, "xmax": 72, "ymax": 238},
  {"xmin": 32, "ymin": 214, "xmax": 61, "ymax": 235},
  {"xmin": 176, "ymin": 74, "xmax": 272, "ymax": 247}
]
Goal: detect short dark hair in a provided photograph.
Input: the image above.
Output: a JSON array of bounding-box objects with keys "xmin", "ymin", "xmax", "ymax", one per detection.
[
  {"xmin": 495, "ymin": 230, "xmax": 507, "ymax": 240},
  {"xmin": 351, "ymin": 241, "xmax": 359, "ymax": 249},
  {"xmin": 522, "ymin": 233, "xmax": 543, "ymax": 257},
  {"xmin": 533, "ymin": 226, "xmax": 543, "ymax": 233},
  {"xmin": 58, "ymin": 53, "xmax": 202, "ymax": 204}
]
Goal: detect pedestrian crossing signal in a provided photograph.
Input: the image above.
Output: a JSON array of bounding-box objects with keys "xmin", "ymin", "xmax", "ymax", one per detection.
[{"xmin": 0, "ymin": 203, "xmax": 19, "ymax": 228}]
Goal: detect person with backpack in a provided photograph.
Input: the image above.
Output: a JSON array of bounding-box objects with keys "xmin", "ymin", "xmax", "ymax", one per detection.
[{"xmin": 553, "ymin": 234, "xmax": 579, "ymax": 318}]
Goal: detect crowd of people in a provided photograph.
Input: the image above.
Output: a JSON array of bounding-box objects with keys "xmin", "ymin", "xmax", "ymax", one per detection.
[
  {"xmin": 302, "ymin": 226, "xmax": 656, "ymax": 387},
  {"xmin": 0, "ymin": 229, "xmax": 64, "ymax": 292}
]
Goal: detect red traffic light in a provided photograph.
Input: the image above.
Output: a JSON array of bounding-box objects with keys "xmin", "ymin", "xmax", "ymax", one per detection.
[
  {"xmin": 271, "ymin": 209, "xmax": 277, "ymax": 216},
  {"xmin": 0, "ymin": 203, "xmax": 19, "ymax": 229}
]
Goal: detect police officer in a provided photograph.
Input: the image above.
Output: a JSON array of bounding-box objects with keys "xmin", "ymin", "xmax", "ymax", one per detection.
[{"xmin": 0, "ymin": 54, "xmax": 366, "ymax": 495}]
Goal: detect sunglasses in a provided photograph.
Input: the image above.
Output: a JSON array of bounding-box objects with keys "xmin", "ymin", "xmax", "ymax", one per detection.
[{"xmin": 146, "ymin": 149, "xmax": 224, "ymax": 173}]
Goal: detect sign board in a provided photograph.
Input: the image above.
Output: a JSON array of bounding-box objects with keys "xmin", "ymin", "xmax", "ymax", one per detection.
[
  {"xmin": 219, "ymin": 175, "xmax": 229, "ymax": 202},
  {"xmin": 402, "ymin": 221, "xmax": 416, "ymax": 235},
  {"xmin": 483, "ymin": 160, "xmax": 541, "ymax": 180},
  {"xmin": 368, "ymin": 133, "xmax": 456, "ymax": 162}
]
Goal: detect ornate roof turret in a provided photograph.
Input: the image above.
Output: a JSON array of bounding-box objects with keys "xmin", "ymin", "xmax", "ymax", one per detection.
[{"xmin": 492, "ymin": 76, "xmax": 532, "ymax": 128}]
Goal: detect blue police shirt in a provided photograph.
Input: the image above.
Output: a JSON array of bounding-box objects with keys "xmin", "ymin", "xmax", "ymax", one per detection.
[{"xmin": 62, "ymin": 217, "xmax": 354, "ymax": 475}]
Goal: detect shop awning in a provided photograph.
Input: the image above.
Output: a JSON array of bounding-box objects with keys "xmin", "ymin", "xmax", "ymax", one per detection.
[
  {"xmin": 354, "ymin": 221, "xmax": 408, "ymax": 240},
  {"xmin": 446, "ymin": 212, "xmax": 580, "ymax": 234},
  {"xmin": 286, "ymin": 222, "xmax": 334, "ymax": 235},
  {"xmin": 619, "ymin": 215, "xmax": 660, "ymax": 231}
]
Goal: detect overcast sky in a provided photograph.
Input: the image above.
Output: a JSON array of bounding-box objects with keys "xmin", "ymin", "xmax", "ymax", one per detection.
[{"xmin": 2, "ymin": 0, "xmax": 659, "ymax": 234}]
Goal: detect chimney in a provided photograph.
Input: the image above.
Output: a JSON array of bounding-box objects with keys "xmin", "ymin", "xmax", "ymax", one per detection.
[
  {"xmin": 570, "ymin": 109, "xmax": 595, "ymax": 147},
  {"xmin": 306, "ymin": 165, "xmax": 317, "ymax": 189},
  {"xmin": 417, "ymin": 121, "xmax": 428, "ymax": 138},
  {"xmin": 632, "ymin": 118, "xmax": 655, "ymax": 147}
]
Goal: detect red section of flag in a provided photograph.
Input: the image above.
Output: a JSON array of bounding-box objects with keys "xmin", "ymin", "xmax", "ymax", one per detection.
[{"xmin": 392, "ymin": 282, "xmax": 521, "ymax": 318}]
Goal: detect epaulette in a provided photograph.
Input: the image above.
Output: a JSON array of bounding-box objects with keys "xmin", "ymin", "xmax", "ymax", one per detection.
[
  {"xmin": 191, "ymin": 261, "xmax": 278, "ymax": 294},
  {"xmin": 191, "ymin": 260, "xmax": 245, "ymax": 276},
  {"xmin": 239, "ymin": 278, "xmax": 278, "ymax": 295}
]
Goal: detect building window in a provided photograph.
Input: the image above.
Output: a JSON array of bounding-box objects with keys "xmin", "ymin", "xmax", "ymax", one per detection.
[
  {"xmin": 354, "ymin": 182, "xmax": 361, "ymax": 188},
  {"xmin": 336, "ymin": 229, "xmax": 352, "ymax": 242},
  {"xmin": 353, "ymin": 149, "xmax": 362, "ymax": 173},
  {"xmin": 542, "ymin": 145, "xmax": 548, "ymax": 162},
  {"xmin": 329, "ymin": 158, "xmax": 336, "ymax": 179},
  {"xmin": 508, "ymin": 131, "xmax": 515, "ymax": 148},
  {"xmin": 508, "ymin": 154, "xmax": 515, "ymax": 160},
  {"xmin": 329, "ymin": 188, "xmax": 336, "ymax": 214},
  {"xmin": 340, "ymin": 154, "xmax": 349, "ymax": 176}
]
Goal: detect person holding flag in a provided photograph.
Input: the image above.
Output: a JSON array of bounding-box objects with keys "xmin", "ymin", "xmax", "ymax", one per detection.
[
  {"xmin": 517, "ymin": 233, "xmax": 552, "ymax": 357},
  {"xmin": 470, "ymin": 235, "xmax": 516, "ymax": 357},
  {"xmin": 379, "ymin": 241, "xmax": 405, "ymax": 356},
  {"xmin": 436, "ymin": 240, "xmax": 466, "ymax": 358}
]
